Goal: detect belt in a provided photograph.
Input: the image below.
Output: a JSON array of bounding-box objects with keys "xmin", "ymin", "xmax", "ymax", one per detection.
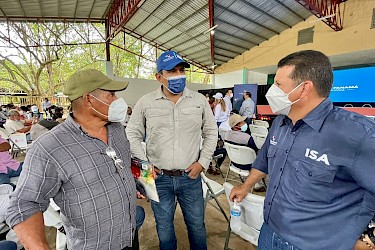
[{"xmin": 161, "ymin": 169, "xmax": 184, "ymax": 176}]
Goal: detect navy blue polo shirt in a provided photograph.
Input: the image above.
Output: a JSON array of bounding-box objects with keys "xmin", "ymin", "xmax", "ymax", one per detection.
[{"xmin": 253, "ymin": 98, "xmax": 375, "ymax": 249}]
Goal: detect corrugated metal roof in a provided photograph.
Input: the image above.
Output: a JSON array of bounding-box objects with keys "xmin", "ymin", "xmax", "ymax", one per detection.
[{"xmin": 0, "ymin": 0, "xmax": 315, "ymax": 71}]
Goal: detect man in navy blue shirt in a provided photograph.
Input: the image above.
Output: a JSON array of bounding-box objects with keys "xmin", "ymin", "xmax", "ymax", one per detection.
[{"xmin": 230, "ymin": 50, "xmax": 375, "ymax": 250}]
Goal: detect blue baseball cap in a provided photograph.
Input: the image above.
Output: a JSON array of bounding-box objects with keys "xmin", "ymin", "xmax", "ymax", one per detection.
[{"xmin": 156, "ymin": 50, "xmax": 190, "ymax": 72}]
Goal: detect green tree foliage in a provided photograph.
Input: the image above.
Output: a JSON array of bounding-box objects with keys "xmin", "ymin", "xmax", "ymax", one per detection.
[{"xmin": 0, "ymin": 22, "xmax": 210, "ymax": 96}]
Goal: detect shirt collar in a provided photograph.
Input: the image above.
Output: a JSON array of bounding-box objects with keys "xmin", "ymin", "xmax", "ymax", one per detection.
[
  {"xmin": 279, "ymin": 98, "xmax": 333, "ymax": 132},
  {"xmin": 154, "ymin": 85, "xmax": 193, "ymax": 100},
  {"xmin": 302, "ymin": 98, "xmax": 333, "ymax": 132}
]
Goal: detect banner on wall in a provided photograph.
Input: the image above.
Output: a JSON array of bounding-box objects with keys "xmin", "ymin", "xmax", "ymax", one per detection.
[{"xmin": 233, "ymin": 84, "xmax": 258, "ymax": 113}]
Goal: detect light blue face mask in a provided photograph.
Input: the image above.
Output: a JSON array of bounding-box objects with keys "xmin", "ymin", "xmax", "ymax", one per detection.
[
  {"xmin": 240, "ymin": 123, "xmax": 248, "ymax": 132},
  {"xmin": 161, "ymin": 75, "xmax": 186, "ymax": 94}
]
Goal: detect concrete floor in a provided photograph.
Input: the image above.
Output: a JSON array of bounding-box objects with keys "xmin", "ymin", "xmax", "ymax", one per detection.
[{"xmin": 19, "ymin": 154, "xmax": 263, "ymax": 250}]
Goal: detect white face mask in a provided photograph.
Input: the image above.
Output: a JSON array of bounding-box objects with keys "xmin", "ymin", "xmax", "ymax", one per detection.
[
  {"xmin": 90, "ymin": 95, "xmax": 128, "ymax": 122},
  {"xmin": 265, "ymin": 82, "xmax": 304, "ymax": 115}
]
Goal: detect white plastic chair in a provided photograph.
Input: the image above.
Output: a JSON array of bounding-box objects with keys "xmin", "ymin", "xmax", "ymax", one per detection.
[
  {"xmin": 249, "ymin": 124, "xmax": 268, "ymax": 137},
  {"xmin": 0, "ymin": 127, "xmax": 10, "ymax": 139},
  {"xmin": 224, "ymin": 142, "xmax": 257, "ymax": 184},
  {"xmin": 44, "ymin": 201, "xmax": 67, "ymax": 250},
  {"xmin": 223, "ymin": 182, "xmax": 265, "ymax": 248},
  {"xmin": 253, "ymin": 120, "xmax": 269, "ymax": 129},
  {"xmin": 8, "ymin": 133, "xmax": 29, "ymax": 157},
  {"xmin": 252, "ymin": 133, "xmax": 267, "ymax": 149},
  {"xmin": 200, "ymin": 172, "xmax": 229, "ymax": 222}
]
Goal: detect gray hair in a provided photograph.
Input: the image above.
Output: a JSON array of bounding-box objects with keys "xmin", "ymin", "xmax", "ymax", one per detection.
[{"xmin": 8, "ymin": 109, "xmax": 20, "ymax": 117}]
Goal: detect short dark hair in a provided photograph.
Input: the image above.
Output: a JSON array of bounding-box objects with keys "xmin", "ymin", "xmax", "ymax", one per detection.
[
  {"xmin": 245, "ymin": 91, "xmax": 251, "ymax": 98},
  {"xmin": 278, "ymin": 50, "xmax": 333, "ymax": 97}
]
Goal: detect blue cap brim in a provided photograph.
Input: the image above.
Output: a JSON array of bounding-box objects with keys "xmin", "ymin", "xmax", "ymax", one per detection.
[{"xmin": 161, "ymin": 61, "xmax": 190, "ymax": 71}]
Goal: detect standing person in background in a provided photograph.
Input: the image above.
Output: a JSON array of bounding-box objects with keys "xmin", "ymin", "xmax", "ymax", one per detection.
[
  {"xmin": 126, "ymin": 50, "xmax": 217, "ymax": 250},
  {"xmin": 42, "ymin": 98, "xmax": 52, "ymax": 112},
  {"xmin": 223, "ymin": 89, "xmax": 233, "ymax": 115},
  {"xmin": 213, "ymin": 93, "xmax": 228, "ymax": 127},
  {"xmin": 239, "ymin": 91, "xmax": 255, "ymax": 124},
  {"xmin": 230, "ymin": 50, "xmax": 375, "ymax": 249}
]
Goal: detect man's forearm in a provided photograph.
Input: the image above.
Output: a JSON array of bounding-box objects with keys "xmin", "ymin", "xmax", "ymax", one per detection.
[
  {"xmin": 243, "ymin": 168, "xmax": 267, "ymax": 190},
  {"xmin": 17, "ymin": 126, "xmax": 31, "ymax": 133},
  {"xmin": 13, "ymin": 212, "xmax": 50, "ymax": 250}
]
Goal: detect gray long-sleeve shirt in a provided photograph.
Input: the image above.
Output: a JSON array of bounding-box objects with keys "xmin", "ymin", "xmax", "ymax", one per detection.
[
  {"xmin": 7, "ymin": 115, "xmax": 136, "ymax": 250},
  {"xmin": 239, "ymin": 98, "xmax": 255, "ymax": 118},
  {"xmin": 126, "ymin": 87, "xmax": 218, "ymax": 170}
]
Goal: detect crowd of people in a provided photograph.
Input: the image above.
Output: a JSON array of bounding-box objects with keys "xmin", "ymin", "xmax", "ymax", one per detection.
[{"xmin": 0, "ymin": 49, "xmax": 373, "ymax": 250}]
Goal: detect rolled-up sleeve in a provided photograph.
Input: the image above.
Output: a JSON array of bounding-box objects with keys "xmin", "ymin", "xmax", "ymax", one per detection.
[
  {"xmin": 6, "ymin": 143, "xmax": 61, "ymax": 228},
  {"xmin": 126, "ymin": 99, "xmax": 148, "ymax": 161},
  {"xmin": 198, "ymin": 100, "xmax": 218, "ymax": 169}
]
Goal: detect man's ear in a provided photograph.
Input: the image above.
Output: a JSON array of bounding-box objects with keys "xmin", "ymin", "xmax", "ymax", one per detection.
[
  {"xmin": 300, "ymin": 81, "xmax": 313, "ymax": 98},
  {"xmin": 82, "ymin": 94, "xmax": 92, "ymax": 106}
]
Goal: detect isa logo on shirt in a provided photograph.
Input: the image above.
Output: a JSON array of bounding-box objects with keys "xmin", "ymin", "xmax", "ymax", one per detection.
[
  {"xmin": 305, "ymin": 148, "xmax": 330, "ymax": 166},
  {"xmin": 270, "ymin": 135, "xmax": 277, "ymax": 145}
]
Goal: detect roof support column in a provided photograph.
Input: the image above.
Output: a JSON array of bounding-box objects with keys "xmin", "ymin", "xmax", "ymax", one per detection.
[{"xmin": 208, "ymin": 0, "xmax": 215, "ymax": 72}]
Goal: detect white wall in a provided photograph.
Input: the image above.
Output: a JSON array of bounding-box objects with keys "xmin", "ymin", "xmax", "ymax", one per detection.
[
  {"xmin": 212, "ymin": 69, "xmax": 243, "ymax": 88},
  {"xmin": 115, "ymin": 76, "xmax": 213, "ymax": 107},
  {"xmin": 247, "ymin": 71, "xmax": 268, "ymax": 85},
  {"xmin": 212, "ymin": 69, "xmax": 267, "ymax": 88}
]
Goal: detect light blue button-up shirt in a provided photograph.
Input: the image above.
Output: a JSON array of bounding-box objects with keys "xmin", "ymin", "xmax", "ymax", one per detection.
[{"xmin": 253, "ymin": 98, "xmax": 375, "ymax": 249}]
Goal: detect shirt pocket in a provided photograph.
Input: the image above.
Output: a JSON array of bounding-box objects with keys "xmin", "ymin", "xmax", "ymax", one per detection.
[
  {"xmin": 180, "ymin": 106, "xmax": 203, "ymax": 132},
  {"xmin": 145, "ymin": 108, "xmax": 172, "ymax": 130},
  {"xmin": 291, "ymin": 160, "xmax": 336, "ymax": 203}
]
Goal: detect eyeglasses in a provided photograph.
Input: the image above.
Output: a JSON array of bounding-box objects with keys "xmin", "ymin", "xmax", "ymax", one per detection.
[{"xmin": 106, "ymin": 146, "xmax": 124, "ymax": 173}]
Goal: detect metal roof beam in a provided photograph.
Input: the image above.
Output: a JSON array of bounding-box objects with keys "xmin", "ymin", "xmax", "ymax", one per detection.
[
  {"xmin": 215, "ymin": 45, "xmax": 241, "ymax": 56},
  {"xmin": 238, "ymin": 0, "xmax": 291, "ymax": 28},
  {"xmin": 38, "ymin": 0, "xmax": 44, "ymax": 16},
  {"xmin": 215, "ymin": 38, "xmax": 249, "ymax": 51},
  {"xmin": 209, "ymin": 0, "xmax": 215, "ymax": 65},
  {"xmin": 151, "ymin": 4, "xmax": 207, "ymax": 43},
  {"xmin": 0, "ymin": 7, "xmax": 6, "ymax": 16},
  {"xmin": 215, "ymin": 29, "xmax": 256, "ymax": 47},
  {"xmin": 74, "ymin": 0, "xmax": 79, "ymax": 19},
  {"xmin": 157, "ymin": 19, "xmax": 207, "ymax": 46},
  {"xmin": 216, "ymin": 18, "xmax": 268, "ymax": 42},
  {"xmin": 274, "ymin": 0, "xmax": 305, "ymax": 21},
  {"xmin": 17, "ymin": 0, "xmax": 26, "ymax": 16},
  {"xmin": 88, "ymin": 0, "xmax": 98, "ymax": 18},
  {"xmin": 130, "ymin": 0, "xmax": 172, "ymax": 34},
  {"xmin": 215, "ymin": 3, "xmax": 279, "ymax": 35},
  {"xmin": 142, "ymin": 1, "xmax": 192, "ymax": 38}
]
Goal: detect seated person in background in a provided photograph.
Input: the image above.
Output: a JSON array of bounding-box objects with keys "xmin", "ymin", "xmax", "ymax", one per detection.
[
  {"xmin": 224, "ymin": 114, "xmax": 258, "ymax": 170},
  {"xmin": 0, "ymin": 137, "xmax": 23, "ymax": 185},
  {"xmin": 4, "ymin": 110, "xmax": 32, "ymax": 134},
  {"xmin": 30, "ymin": 106, "xmax": 64, "ymax": 140}
]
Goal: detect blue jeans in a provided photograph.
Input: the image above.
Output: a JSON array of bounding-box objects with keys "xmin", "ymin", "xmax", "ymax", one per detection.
[
  {"xmin": 151, "ymin": 172, "xmax": 207, "ymax": 250},
  {"xmin": 0, "ymin": 162, "xmax": 23, "ymax": 185},
  {"xmin": 258, "ymin": 223, "xmax": 300, "ymax": 250},
  {"xmin": 136, "ymin": 205, "xmax": 145, "ymax": 230},
  {"xmin": 0, "ymin": 240, "xmax": 17, "ymax": 250}
]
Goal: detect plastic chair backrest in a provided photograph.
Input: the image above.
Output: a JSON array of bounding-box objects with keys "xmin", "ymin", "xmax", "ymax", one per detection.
[
  {"xmin": 9, "ymin": 133, "xmax": 28, "ymax": 149},
  {"xmin": 249, "ymin": 124, "xmax": 268, "ymax": 136},
  {"xmin": 0, "ymin": 127, "xmax": 10, "ymax": 139},
  {"xmin": 252, "ymin": 133, "xmax": 267, "ymax": 149},
  {"xmin": 253, "ymin": 120, "xmax": 269, "ymax": 128},
  {"xmin": 224, "ymin": 142, "xmax": 257, "ymax": 165}
]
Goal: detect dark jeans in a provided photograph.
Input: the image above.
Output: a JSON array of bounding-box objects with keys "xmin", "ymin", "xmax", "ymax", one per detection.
[
  {"xmin": 136, "ymin": 205, "xmax": 145, "ymax": 230},
  {"xmin": 0, "ymin": 162, "xmax": 23, "ymax": 185},
  {"xmin": 151, "ymin": 172, "xmax": 207, "ymax": 250},
  {"xmin": 213, "ymin": 147, "xmax": 227, "ymax": 169},
  {"xmin": 0, "ymin": 241, "xmax": 17, "ymax": 250},
  {"xmin": 258, "ymin": 223, "xmax": 300, "ymax": 250}
]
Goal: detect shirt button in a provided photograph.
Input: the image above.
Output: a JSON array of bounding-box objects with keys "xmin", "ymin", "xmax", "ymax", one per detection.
[
  {"xmin": 280, "ymin": 168, "xmax": 283, "ymax": 171},
  {"xmin": 285, "ymin": 150, "xmax": 289, "ymax": 153},
  {"xmin": 268, "ymin": 202, "xmax": 271, "ymax": 205},
  {"xmin": 309, "ymin": 172, "xmax": 312, "ymax": 176},
  {"xmin": 274, "ymin": 185, "xmax": 276, "ymax": 189}
]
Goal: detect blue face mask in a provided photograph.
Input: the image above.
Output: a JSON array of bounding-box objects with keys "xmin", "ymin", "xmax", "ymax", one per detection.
[
  {"xmin": 161, "ymin": 75, "xmax": 186, "ymax": 94},
  {"xmin": 240, "ymin": 123, "xmax": 248, "ymax": 132}
]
